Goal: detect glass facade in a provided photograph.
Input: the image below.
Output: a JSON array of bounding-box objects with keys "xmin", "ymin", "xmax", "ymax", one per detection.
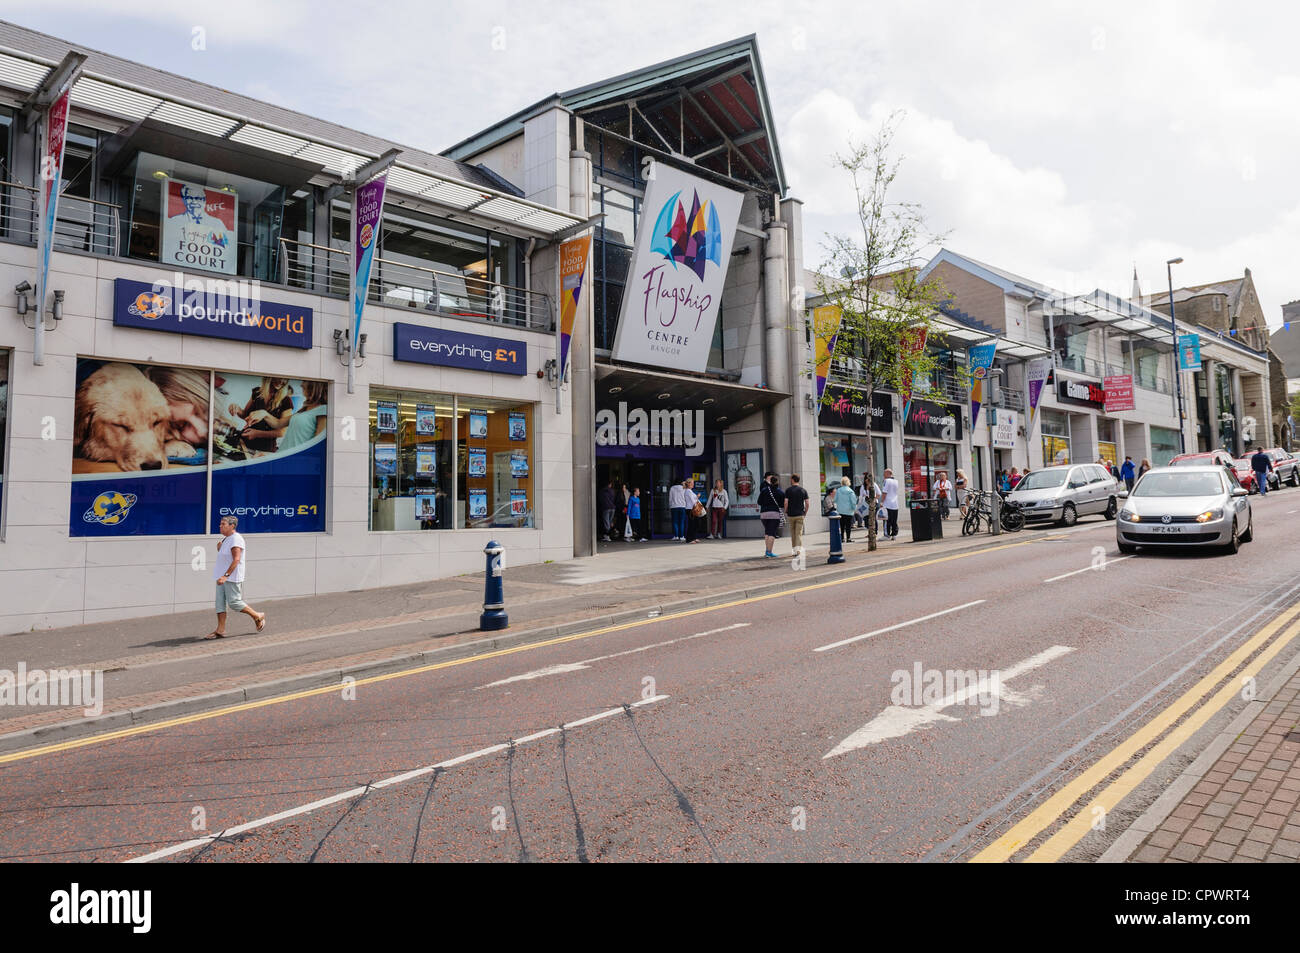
[
  {"xmin": 903, "ymin": 440, "xmax": 953, "ymax": 503},
  {"xmin": 1041, "ymin": 410, "xmax": 1070, "ymax": 465},
  {"xmin": 818, "ymin": 433, "xmax": 887, "ymax": 494},
  {"xmin": 369, "ymin": 390, "xmax": 535, "ymax": 531},
  {"xmin": 1151, "ymin": 425, "xmax": 1181, "ymax": 466}
]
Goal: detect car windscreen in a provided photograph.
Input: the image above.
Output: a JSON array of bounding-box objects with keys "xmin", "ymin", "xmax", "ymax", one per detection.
[
  {"xmin": 1015, "ymin": 470, "xmax": 1067, "ymax": 489},
  {"xmin": 1169, "ymin": 457, "xmax": 1211, "ymax": 467},
  {"xmin": 1133, "ymin": 472, "xmax": 1224, "ymax": 497}
]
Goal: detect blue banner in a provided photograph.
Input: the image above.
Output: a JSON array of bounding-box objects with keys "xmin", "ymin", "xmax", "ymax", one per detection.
[
  {"xmin": 210, "ymin": 436, "xmax": 327, "ymax": 533},
  {"xmin": 1178, "ymin": 333, "xmax": 1202, "ymax": 371},
  {"xmin": 394, "ymin": 323, "xmax": 528, "ymax": 375},
  {"xmin": 71, "ymin": 469, "xmax": 208, "ymax": 537},
  {"xmin": 968, "ymin": 341, "xmax": 998, "ymax": 428},
  {"xmin": 114, "ymin": 277, "xmax": 313, "ymax": 349}
]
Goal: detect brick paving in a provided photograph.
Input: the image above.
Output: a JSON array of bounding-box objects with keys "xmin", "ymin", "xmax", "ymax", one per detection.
[{"xmin": 1130, "ymin": 667, "xmax": 1300, "ymax": 863}]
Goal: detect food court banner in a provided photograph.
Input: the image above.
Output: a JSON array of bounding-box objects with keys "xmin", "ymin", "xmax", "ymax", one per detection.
[
  {"xmin": 1178, "ymin": 333, "xmax": 1202, "ymax": 371},
  {"xmin": 1104, "ymin": 374, "xmax": 1135, "ymax": 412},
  {"xmin": 812, "ymin": 304, "xmax": 843, "ymax": 404},
  {"xmin": 967, "ymin": 340, "xmax": 998, "ymax": 428},
  {"xmin": 611, "ymin": 163, "xmax": 743, "ymax": 372},
  {"xmin": 352, "ymin": 173, "xmax": 388, "ymax": 345},
  {"xmin": 161, "ymin": 177, "xmax": 238, "ymax": 276},
  {"xmin": 558, "ymin": 235, "xmax": 591, "ymax": 380},
  {"xmin": 1025, "ymin": 357, "xmax": 1051, "ymax": 431}
]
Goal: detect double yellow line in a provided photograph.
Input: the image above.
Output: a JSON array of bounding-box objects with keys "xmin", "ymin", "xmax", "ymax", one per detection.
[{"xmin": 972, "ymin": 600, "xmax": 1300, "ymax": 863}]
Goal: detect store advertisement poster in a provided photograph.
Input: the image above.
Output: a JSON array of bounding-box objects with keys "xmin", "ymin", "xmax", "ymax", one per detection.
[
  {"xmin": 352, "ymin": 173, "xmax": 388, "ymax": 344},
  {"xmin": 161, "ymin": 177, "xmax": 238, "ymax": 276},
  {"xmin": 812, "ymin": 304, "xmax": 843, "ymax": 404},
  {"xmin": 416, "ymin": 447, "xmax": 436, "ymax": 475},
  {"xmin": 1178, "ymin": 333, "xmax": 1202, "ymax": 371},
  {"xmin": 897, "ymin": 326, "xmax": 929, "ymax": 422},
  {"xmin": 510, "ymin": 450, "xmax": 529, "ymax": 478},
  {"xmin": 469, "ymin": 411, "xmax": 488, "ymax": 438},
  {"xmin": 610, "ymin": 163, "xmax": 744, "ymax": 372},
  {"xmin": 468, "ymin": 448, "xmax": 487, "ymax": 476},
  {"xmin": 416, "ymin": 404, "xmax": 438, "ymax": 435},
  {"xmin": 36, "ymin": 87, "xmax": 70, "ymax": 321},
  {"xmin": 992, "ymin": 409, "xmax": 1016, "ymax": 449},
  {"xmin": 415, "ymin": 491, "xmax": 436, "ymax": 521},
  {"xmin": 376, "ymin": 400, "xmax": 398, "ymax": 433},
  {"xmin": 509, "ymin": 412, "xmax": 527, "ymax": 441},
  {"xmin": 209, "ymin": 373, "xmax": 328, "ymax": 532},
  {"xmin": 968, "ymin": 341, "xmax": 998, "ymax": 428},
  {"xmin": 468, "ymin": 489, "xmax": 488, "ymax": 519},
  {"xmin": 725, "ymin": 449, "xmax": 762, "ymax": 518},
  {"xmin": 510, "ymin": 490, "xmax": 528, "ymax": 517},
  {"xmin": 558, "ymin": 235, "xmax": 591, "ymax": 380},
  {"xmin": 374, "ymin": 445, "xmax": 396, "ymax": 475},
  {"xmin": 1026, "ymin": 357, "xmax": 1051, "ymax": 430}
]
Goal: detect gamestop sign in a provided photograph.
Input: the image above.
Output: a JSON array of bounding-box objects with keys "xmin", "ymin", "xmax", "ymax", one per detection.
[
  {"xmin": 611, "ymin": 163, "xmax": 743, "ymax": 372},
  {"xmin": 1056, "ymin": 376, "xmax": 1106, "ymax": 408}
]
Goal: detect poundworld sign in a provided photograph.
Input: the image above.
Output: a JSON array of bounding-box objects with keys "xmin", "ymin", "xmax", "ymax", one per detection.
[{"xmin": 113, "ymin": 276, "xmax": 312, "ymax": 349}]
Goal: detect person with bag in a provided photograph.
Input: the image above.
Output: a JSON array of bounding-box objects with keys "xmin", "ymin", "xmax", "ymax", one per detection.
[
  {"xmin": 708, "ymin": 479, "xmax": 729, "ymax": 539},
  {"xmin": 834, "ymin": 476, "xmax": 857, "ymax": 542},
  {"xmin": 954, "ymin": 469, "xmax": 969, "ymax": 518},
  {"xmin": 784, "ymin": 474, "xmax": 809, "ymax": 554},
  {"xmin": 684, "ymin": 478, "xmax": 705, "ymax": 543},
  {"xmin": 881, "ymin": 469, "xmax": 901, "ymax": 539},
  {"xmin": 935, "ymin": 471, "xmax": 953, "ymax": 520},
  {"xmin": 626, "ymin": 487, "xmax": 642, "ymax": 540},
  {"xmin": 759, "ymin": 473, "xmax": 785, "ymax": 558}
]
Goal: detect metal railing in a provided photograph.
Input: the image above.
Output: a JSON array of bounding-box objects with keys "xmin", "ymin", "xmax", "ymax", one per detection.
[
  {"xmin": 1, "ymin": 180, "xmax": 121, "ymax": 258},
  {"xmin": 278, "ymin": 237, "xmax": 554, "ymax": 332},
  {"xmin": 993, "ymin": 387, "xmax": 1026, "ymax": 412}
]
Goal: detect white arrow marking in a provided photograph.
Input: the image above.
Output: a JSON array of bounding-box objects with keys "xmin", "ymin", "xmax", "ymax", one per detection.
[
  {"xmin": 1044, "ymin": 555, "xmax": 1133, "ymax": 582},
  {"xmin": 478, "ymin": 623, "xmax": 750, "ymax": 689},
  {"xmin": 814, "ymin": 601, "xmax": 986, "ymax": 653},
  {"xmin": 823, "ymin": 645, "xmax": 1075, "ymax": 758}
]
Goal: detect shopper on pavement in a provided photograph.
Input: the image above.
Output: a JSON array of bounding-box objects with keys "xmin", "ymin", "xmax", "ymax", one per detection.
[
  {"xmin": 668, "ymin": 480, "xmax": 688, "ymax": 540},
  {"xmin": 627, "ymin": 488, "xmax": 643, "ymax": 540},
  {"xmin": 708, "ymin": 479, "xmax": 729, "ymax": 539},
  {"xmin": 954, "ymin": 468, "xmax": 969, "ymax": 517},
  {"xmin": 599, "ymin": 481, "xmax": 617, "ymax": 541},
  {"xmin": 683, "ymin": 478, "xmax": 704, "ymax": 542},
  {"xmin": 1009, "ymin": 467, "xmax": 1022, "ymax": 489},
  {"xmin": 881, "ymin": 469, "xmax": 901, "ymax": 539},
  {"xmin": 759, "ymin": 473, "xmax": 786, "ymax": 557},
  {"xmin": 1251, "ymin": 446, "xmax": 1274, "ymax": 495},
  {"xmin": 1138, "ymin": 458, "xmax": 1152, "ymax": 480},
  {"xmin": 1120, "ymin": 455, "xmax": 1136, "ymax": 492},
  {"xmin": 206, "ymin": 516, "xmax": 265, "ymax": 640},
  {"xmin": 935, "ymin": 471, "xmax": 953, "ymax": 520},
  {"xmin": 834, "ymin": 476, "xmax": 857, "ymax": 542},
  {"xmin": 784, "ymin": 474, "xmax": 809, "ymax": 554}
]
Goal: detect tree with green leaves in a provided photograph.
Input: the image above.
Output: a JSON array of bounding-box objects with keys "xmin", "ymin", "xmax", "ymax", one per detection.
[{"xmin": 816, "ymin": 111, "xmax": 950, "ymax": 552}]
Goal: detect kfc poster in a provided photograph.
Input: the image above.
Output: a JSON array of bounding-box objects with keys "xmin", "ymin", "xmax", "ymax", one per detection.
[{"xmin": 161, "ymin": 177, "xmax": 238, "ymax": 275}]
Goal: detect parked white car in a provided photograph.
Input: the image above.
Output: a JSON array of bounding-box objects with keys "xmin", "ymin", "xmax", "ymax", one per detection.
[{"xmin": 1005, "ymin": 463, "xmax": 1121, "ymax": 526}]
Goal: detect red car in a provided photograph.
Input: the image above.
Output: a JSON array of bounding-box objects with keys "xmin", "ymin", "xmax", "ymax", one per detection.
[
  {"xmin": 1169, "ymin": 450, "xmax": 1236, "ymax": 470},
  {"xmin": 1232, "ymin": 458, "xmax": 1259, "ymax": 493}
]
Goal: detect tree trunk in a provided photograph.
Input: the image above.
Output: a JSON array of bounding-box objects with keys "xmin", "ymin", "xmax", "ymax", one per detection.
[{"xmin": 865, "ymin": 365, "xmax": 878, "ymax": 552}]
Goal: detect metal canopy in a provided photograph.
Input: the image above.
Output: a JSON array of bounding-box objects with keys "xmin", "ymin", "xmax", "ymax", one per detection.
[
  {"xmin": 0, "ymin": 46, "xmax": 583, "ymax": 238},
  {"xmin": 594, "ymin": 363, "xmax": 786, "ymax": 432},
  {"xmin": 1047, "ymin": 288, "xmax": 1178, "ymax": 351}
]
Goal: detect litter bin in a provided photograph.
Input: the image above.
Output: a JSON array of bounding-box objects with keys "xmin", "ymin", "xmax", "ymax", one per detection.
[{"xmin": 909, "ymin": 499, "xmax": 944, "ymax": 542}]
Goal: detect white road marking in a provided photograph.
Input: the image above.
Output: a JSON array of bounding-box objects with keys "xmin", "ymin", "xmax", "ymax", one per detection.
[
  {"xmin": 478, "ymin": 623, "xmax": 750, "ymax": 688},
  {"xmin": 823, "ymin": 645, "xmax": 1075, "ymax": 758},
  {"xmin": 1043, "ymin": 555, "xmax": 1135, "ymax": 582},
  {"xmin": 1288, "ymin": 510, "xmax": 1296, "ymax": 515},
  {"xmin": 814, "ymin": 602, "xmax": 985, "ymax": 653},
  {"xmin": 127, "ymin": 694, "xmax": 671, "ymax": 863}
]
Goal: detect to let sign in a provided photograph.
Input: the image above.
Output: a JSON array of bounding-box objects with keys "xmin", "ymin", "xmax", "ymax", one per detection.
[
  {"xmin": 1104, "ymin": 374, "xmax": 1135, "ymax": 412},
  {"xmin": 394, "ymin": 323, "xmax": 527, "ymax": 375}
]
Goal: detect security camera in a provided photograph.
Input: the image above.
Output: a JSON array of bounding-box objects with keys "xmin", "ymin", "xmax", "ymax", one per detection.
[{"xmin": 14, "ymin": 280, "xmax": 31, "ymax": 294}]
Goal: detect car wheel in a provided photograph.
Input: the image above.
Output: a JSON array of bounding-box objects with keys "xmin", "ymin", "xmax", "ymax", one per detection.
[
  {"xmin": 1118, "ymin": 542, "xmax": 1138, "ymax": 555},
  {"xmin": 1290, "ymin": 468, "xmax": 1299, "ymax": 487},
  {"xmin": 1224, "ymin": 520, "xmax": 1240, "ymax": 554},
  {"xmin": 1240, "ymin": 517, "xmax": 1254, "ymax": 543},
  {"xmin": 1059, "ymin": 502, "xmax": 1078, "ymax": 527},
  {"xmin": 1103, "ymin": 497, "xmax": 1118, "ymax": 520}
]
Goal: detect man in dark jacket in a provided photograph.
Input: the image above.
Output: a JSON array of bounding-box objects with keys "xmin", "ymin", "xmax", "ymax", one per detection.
[
  {"xmin": 1251, "ymin": 447, "xmax": 1274, "ymax": 496},
  {"xmin": 599, "ymin": 481, "xmax": 617, "ymax": 538}
]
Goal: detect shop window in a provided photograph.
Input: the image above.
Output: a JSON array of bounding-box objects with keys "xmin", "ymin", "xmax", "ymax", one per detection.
[
  {"xmin": 123, "ymin": 151, "xmax": 286, "ymax": 281},
  {"xmin": 69, "ymin": 359, "xmax": 328, "ymax": 536},
  {"xmin": 1150, "ymin": 426, "xmax": 1181, "ymax": 466},
  {"xmin": 456, "ymin": 399, "xmax": 534, "ymax": 529},
  {"xmin": 369, "ymin": 389, "xmax": 456, "ymax": 531}
]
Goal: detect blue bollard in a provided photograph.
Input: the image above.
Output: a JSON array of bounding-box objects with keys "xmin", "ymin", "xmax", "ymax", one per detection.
[
  {"xmin": 479, "ymin": 540, "xmax": 508, "ymax": 631},
  {"xmin": 827, "ymin": 514, "xmax": 845, "ymax": 564}
]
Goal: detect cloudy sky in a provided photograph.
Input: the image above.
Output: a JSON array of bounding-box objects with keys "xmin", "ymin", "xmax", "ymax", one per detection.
[{"xmin": 8, "ymin": 0, "xmax": 1299, "ymax": 326}]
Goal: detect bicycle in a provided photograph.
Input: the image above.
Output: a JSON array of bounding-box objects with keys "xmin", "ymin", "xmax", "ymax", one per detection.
[{"xmin": 962, "ymin": 490, "xmax": 1025, "ymax": 534}]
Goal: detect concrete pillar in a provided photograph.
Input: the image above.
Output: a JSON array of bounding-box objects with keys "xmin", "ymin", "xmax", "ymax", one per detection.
[
  {"xmin": 567, "ymin": 146, "xmax": 596, "ymax": 557},
  {"xmin": 763, "ymin": 217, "xmax": 792, "ymax": 478},
  {"xmin": 780, "ymin": 196, "xmax": 819, "ymax": 486},
  {"xmin": 1231, "ymin": 366, "xmax": 1247, "ymax": 453}
]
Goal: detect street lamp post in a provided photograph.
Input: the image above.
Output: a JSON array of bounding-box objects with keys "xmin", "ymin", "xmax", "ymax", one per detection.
[{"xmin": 1167, "ymin": 257, "xmax": 1186, "ymax": 454}]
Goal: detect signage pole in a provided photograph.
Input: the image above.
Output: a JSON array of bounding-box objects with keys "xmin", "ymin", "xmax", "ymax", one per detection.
[{"xmin": 1167, "ymin": 258, "xmax": 1186, "ymax": 454}]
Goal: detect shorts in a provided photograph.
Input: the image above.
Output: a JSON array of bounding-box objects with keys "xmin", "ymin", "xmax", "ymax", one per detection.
[
  {"xmin": 761, "ymin": 517, "xmax": 782, "ymax": 537},
  {"xmin": 216, "ymin": 580, "xmax": 246, "ymax": 612}
]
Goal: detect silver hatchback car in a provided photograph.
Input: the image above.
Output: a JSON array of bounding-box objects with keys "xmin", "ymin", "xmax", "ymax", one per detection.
[
  {"xmin": 1005, "ymin": 463, "xmax": 1122, "ymax": 526},
  {"xmin": 1116, "ymin": 465, "xmax": 1252, "ymax": 554}
]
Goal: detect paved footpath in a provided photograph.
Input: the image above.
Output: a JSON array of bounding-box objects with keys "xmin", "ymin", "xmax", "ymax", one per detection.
[
  {"xmin": 0, "ymin": 512, "xmax": 1053, "ymax": 751},
  {"xmin": 1106, "ymin": 650, "xmax": 1300, "ymax": 863}
]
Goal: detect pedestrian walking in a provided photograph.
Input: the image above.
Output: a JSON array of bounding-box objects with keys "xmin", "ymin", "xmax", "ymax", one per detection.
[
  {"xmin": 668, "ymin": 479, "xmax": 688, "ymax": 540},
  {"xmin": 784, "ymin": 474, "xmax": 809, "ymax": 554},
  {"xmin": 1251, "ymin": 445, "xmax": 1274, "ymax": 495},
  {"xmin": 998, "ymin": 469, "xmax": 1010, "ymax": 493},
  {"xmin": 1120, "ymin": 455, "xmax": 1136, "ymax": 492},
  {"xmin": 1008, "ymin": 467, "xmax": 1022, "ymax": 489},
  {"xmin": 684, "ymin": 478, "xmax": 705, "ymax": 542},
  {"xmin": 935, "ymin": 471, "xmax": 953, "ymax": 520},
  {"xmin": 599, "ymin": 481, "xmax": 617, "ymax": 541},
  {"xmin": 206, "ymin": 516, "xmax": 265, "ymax": 639},
  {"xmin": 708, "ymin": 479, "xmax": 729, "ymax": 539},
  {"xmin": 628, "ymin": 488, "xmax": 645, "ymax": 540},
  {"xmin": 881, "ymin": 469, "xmax": 901, "ymax": 539},
  {"xmin": 954, "ymin": 468, "xmax": 969, "ymax": 517},
  {"xmin": 1138, "ymin": 458, "xmax": 1152, "ymax": 479},
  {"xmin": 834, "ymin": 476, "xmax": 857, "ymax": 542},
  {"xmin": 759, "ymin": 473, "xmax": 786, "ymax": 557}
]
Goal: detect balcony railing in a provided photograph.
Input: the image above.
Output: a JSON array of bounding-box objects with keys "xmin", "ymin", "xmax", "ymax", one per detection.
[
  {"xmin": 993, "ymin": 387, "xmax": 1025, "ymax": 412},
  {"xmin": 279, "ymin": 237, "xmax": 554, "ymax": 332},
  {"xmin": 1, "ymin": 180, "xmax": 121, "ymax": 258}
]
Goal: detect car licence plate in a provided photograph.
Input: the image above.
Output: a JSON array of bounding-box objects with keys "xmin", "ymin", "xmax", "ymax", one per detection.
[{"xmin": 1148, "ymin": 525, "xmax": 1190, "ymax": 533}]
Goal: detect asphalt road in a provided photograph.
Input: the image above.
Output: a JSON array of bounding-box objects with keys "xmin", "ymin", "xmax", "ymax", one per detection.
[{"xmin": 3, "ymin": 492, "xmax": 1300, "ymax": 863}]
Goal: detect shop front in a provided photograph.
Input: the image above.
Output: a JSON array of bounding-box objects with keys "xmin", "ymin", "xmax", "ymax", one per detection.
[
  {"xmin": 1041, "ymin": 410, "xmax": 1071, "ymax": 465},
  {"xmin": 902, "ymin": 398, "xmax": 963, "ymax": 503},
  {"xmin": 818, "ymin": 385, "xmax": 892, "ymax": 494}
]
